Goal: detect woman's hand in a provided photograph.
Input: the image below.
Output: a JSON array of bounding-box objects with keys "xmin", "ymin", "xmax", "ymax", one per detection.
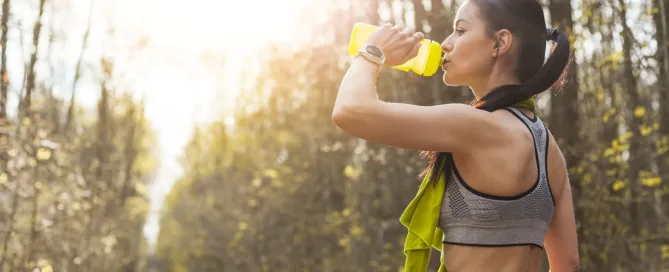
[{"xmin": 366, "ymin": 24, "xmax": 425, "ymax": 67}]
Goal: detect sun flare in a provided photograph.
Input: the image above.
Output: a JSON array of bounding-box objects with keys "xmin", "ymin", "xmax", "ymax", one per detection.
[{"xmin": 137, "ymin": 0, "xmax": 306, "ymax": 55}]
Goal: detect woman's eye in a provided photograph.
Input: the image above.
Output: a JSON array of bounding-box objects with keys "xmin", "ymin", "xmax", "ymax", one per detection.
[{"xmin": 456, "ymin": 29, "xmax": 465, "ymax": 35}]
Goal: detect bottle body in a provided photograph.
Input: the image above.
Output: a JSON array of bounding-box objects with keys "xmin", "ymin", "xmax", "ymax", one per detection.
[{"xmin": 347, "ymin": 23, "xmax": 443, "ymax": 76}]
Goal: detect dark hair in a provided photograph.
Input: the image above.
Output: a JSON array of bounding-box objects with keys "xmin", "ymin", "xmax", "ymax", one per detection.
[{"xmin": 420, "ymin": 0, "xmax": 573, "ymax": 184}]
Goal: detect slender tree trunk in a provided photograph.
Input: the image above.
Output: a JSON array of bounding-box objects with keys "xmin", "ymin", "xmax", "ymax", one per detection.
[
  {"xmin": 22, "ymin": 166, "xmax": 40, "ymax": 270},
  {"xmin": 654, "ymin": 0, "xmax": 669, "ymax": 182},
  {"xmin": 616, "ymin": 0, "xmax": 648, "ymax": 269},
  {"xmin": 0, "ymin": 176, "xmax": 20, "ymax": 270},
  {"xmin": 120, "ymin": 102, "xmax": 143, "ymax": 206},
  {"xmin": 653, "ymin": 0, "xmax": 669, "ymax": 269},
  {"xmin": 65, "ymin": 0, "xmax": 95, "ymax": 132},
  {"xmin": 366, "ymin": 0, "xmax": 380, "ymax": 25},
  {"xmin": 79, "ymin": 82, "xmax": 110, "ymax": 272},
  {"xmin": 548, "ymin": 0, "xmax": 580, "ymax": 169},
  {"xmin": 23, "ymin": 0, "xmax": 46, "ymax": 116},
  {"xmin": 412, "ymin": 0, "xmax": 426, "ymax": 32},
  {"xmin": 0, "ymin": 0, "xmax": 10, "ymax": 120}
]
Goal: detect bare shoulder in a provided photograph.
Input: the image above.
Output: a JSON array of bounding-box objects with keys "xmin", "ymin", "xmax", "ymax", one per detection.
[
  {"xmin": 545, "ymin": 129, "xmax": 569, "ymax": 200},
  {"xmin": 465, "ymin": 108, "xmax": 537, "ymax": 161},
  {"xmin": 487, "ymin": 109, "xmax": 535, "ymax": 143}
]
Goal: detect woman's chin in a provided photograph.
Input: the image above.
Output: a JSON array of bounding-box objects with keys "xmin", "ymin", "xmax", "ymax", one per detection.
[{"xmin": 442, "ymin": 73, "xmax": 460, "ymax": 86}]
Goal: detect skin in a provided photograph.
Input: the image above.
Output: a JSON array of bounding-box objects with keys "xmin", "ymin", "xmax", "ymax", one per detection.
[{"xmin": 332, "ymin": 1, "xmax": 579, "ymax": 272}]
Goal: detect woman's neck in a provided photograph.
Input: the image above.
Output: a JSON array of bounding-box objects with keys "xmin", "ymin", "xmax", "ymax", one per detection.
[{"xmin": 470, "ymin": 69, "xmax": 521, "ymax": 100}]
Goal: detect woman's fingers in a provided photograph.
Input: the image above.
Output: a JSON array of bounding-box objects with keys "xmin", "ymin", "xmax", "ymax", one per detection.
[
  {"xmin": 367, "ymin": 24, "xmax": 426, "ymax": 66},
  {"xmin": 412, "ymin": 32, "xmax": 424, "ymax": 42},
  {"xmin": 367, "ymin": 23, "xmax": 395, "ymax": 47},
  {"xmin": 404, "ymin": 39, "xmax": 423, "ymax": 60},
  {"xmin": 386, "ymin": 27, "xmax": 415, "ymax": 47}
]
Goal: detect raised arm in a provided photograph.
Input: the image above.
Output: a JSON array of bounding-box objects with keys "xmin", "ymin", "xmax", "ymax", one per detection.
[
  {"xmin": 332, "ymin": 25, "xmax": 511, "ymax": 153},
  {"xmin": 544, "ymin": 135, "xmax": 580, "ymax": 272}
]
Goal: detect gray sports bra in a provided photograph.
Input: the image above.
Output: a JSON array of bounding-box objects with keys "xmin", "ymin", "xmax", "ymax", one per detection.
[{"xmin": 438, "ymin": 107, "xmax": 555, "ymax": 249}]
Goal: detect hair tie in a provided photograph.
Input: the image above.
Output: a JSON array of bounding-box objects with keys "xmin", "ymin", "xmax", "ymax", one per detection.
[{"xmin": 546, "ymin": 28, "xmax": 559, "ymax": 41}]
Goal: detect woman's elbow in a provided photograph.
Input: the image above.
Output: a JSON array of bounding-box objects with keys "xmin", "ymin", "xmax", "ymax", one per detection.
[
  {"xmin": 332, "ymin": 106, "xmax": 357, "ymax": 131},
  {"xmin": 331, "ymin": 104, "xmax": 373, "ymax": 135}
]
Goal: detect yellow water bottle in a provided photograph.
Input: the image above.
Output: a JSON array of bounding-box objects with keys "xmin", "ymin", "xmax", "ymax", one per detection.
[{"xmin": 347, "ymin": 22, "xmax": 444, "ymax": 76}]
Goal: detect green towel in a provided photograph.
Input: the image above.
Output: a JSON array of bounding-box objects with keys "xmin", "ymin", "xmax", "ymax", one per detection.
[
  {"xmin": 399, "ymin": 97, "xmax": 535, "ymax": 272},
  {"xmin": 399, "ymin": 168, "xmax": 446, "ymax": 272}
]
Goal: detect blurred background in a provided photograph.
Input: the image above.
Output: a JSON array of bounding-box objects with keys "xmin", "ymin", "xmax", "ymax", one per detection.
[{"xmin": 0, "ymin": 0, "xmax": 667, "ymax": 271}]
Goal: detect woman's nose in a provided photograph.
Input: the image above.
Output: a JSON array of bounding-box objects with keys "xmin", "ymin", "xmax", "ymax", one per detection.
[{"xmin": 441, "ymin": 39, "xmax": 453, "ymax": 53}]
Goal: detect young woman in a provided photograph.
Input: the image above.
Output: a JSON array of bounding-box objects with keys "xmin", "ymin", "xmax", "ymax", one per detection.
[{"xmin": 332, "ymin": 0, "xmax": 580, "ymax": 271}]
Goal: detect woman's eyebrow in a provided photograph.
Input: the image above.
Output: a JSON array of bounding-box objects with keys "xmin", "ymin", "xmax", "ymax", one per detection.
[{"xmin": 453, "ymin": 18, "xmax": 469, "ymax": 28}]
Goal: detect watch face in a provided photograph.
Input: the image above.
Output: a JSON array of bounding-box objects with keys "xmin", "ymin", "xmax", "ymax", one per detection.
[{"xmin": 365, "ymin": 45, "xmax": 383, "ymax": 58}]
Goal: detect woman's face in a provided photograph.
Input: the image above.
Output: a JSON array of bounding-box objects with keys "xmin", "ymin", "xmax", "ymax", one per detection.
[{"xmin": 440, "ymin": 1, "xmax": 496, "ymax": 86}]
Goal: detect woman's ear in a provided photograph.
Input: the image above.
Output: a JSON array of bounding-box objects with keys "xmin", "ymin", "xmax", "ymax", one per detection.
[{"xmin": 492, "ymin": 29, "xmax": 513, "ymax": 58}]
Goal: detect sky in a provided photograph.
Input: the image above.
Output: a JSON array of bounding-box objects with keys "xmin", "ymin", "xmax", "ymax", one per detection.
[{"xmin": 6, "ymin": 0, "xmax": 310, "ymax": 248}]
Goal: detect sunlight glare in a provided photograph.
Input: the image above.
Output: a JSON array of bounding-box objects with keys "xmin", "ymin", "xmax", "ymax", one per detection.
[{"xmin": 140, "ymin": 0, "xmax": 306, "ymax": 56}]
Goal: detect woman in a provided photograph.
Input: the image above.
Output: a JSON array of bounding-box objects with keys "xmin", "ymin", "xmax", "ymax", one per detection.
[{"xmin": 332, "ymin": 0, "xmax": 580, "ymax": 271}]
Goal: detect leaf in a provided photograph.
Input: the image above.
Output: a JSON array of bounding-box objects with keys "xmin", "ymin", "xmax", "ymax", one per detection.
[
  {"xmin": 634, "ymin": 107, "xmax": 646, "ymax": 118},
  {"xmin": 350, "ymin": 225, "xmax": 364, "ymax": 237},
  {"xmin": 252, "ymin": 178, "xmax": 262, "ymax": 187},
  {"xmin": 612, "ymin": 180, "xmax": 625, "ymax": 191},
  {"xmin": 36, "ymin": 148, "xmax": 51, "ymax": 161},
  {"xmin": 344, "ymin": 165, "xmax": 362, "ymax": 180},
  {"xmin": 263, "ymin": 168, "xmax": 278, "ymax": 178},
  {"xmin": 641, "ymin": 177, "xmax": 661, "ymax": 187},
  {"xmin": 640, "ymin": 124, "xmax": 653, "ymax": 136},
  {"xmin": 582, "ymin": 174, "xmax": 592, "ymax": 185}
]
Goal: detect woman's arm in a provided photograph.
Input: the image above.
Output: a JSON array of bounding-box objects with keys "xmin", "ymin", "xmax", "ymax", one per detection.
[
  {"xmin": 544, "ymin": 136, "xmax": 580, "ymax": 272},
  {"xmin": 332, "ymin": 25, "xmax": 511, "ymax": 153}
]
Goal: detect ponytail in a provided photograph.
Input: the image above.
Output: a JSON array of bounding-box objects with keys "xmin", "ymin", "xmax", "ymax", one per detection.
[{"xmin": 420, "ymin": 28, "xmax": 573, "ymax": 185}]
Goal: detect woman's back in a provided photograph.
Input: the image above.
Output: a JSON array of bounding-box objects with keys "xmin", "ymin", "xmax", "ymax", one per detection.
[{"xmin": 441, "ymin": 108, "xmax": 570, "ymax": 272}]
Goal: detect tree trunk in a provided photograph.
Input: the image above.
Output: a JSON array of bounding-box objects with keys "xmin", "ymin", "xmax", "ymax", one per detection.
[
  {"xmin": 547, "ymin": 0, "xmax": 583, "ymax": 257},
  {"xmin": 653, "ymin": 0, "xmax": 669, "ymax": 269},
  {"xmin": 654, "ymin": 0, "xmax": 669, "ymax": 182},
  {"xmin": 23, "ymin": 0, "xmax": 46, "ymax": 116},
  {"xmin": 616, "ymin": 0, "xmax": 649, "ymax": 269},
  {"xmin": 22, "ymin": 166, "xmax": 40, "ymax": 270},
  {"xmin": 0, "ymin": 176, "xmax": 20, "ymax": 270},
  {"xmin": 412, "ymin": 0, "xmax": 426, "ymax": 32},
  {"xmin": 65, "ymin": 0, "xmax": 95, "ymax": 132},
  {"xmin": 366, "ymin": 0, "xmax": 380, "ymax": 25},
  {"xmin": 0, "ymin": 0, "xmax": 10, "ymax": 120}
]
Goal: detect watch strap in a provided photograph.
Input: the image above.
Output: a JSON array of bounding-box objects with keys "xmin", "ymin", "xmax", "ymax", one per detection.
[
  {"xmin": 356, "ymin": 45, "xmax": 385, "ymax": 66},
  {"xmin": 356, "ymin": 50, "xmax": 384, "ymax": 66}
]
